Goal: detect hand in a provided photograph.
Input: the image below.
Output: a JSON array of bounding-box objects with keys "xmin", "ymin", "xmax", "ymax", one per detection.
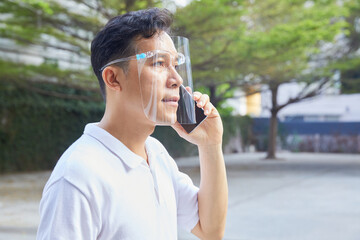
[{"xmin": 172, "ymin": 87, "xmax": 223, "ymax": 147}]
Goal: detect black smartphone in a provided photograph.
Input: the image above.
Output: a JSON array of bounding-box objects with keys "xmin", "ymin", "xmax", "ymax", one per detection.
[{"xmin": 177, "ymin": 85, "xmax": 207, "ymax": 134}]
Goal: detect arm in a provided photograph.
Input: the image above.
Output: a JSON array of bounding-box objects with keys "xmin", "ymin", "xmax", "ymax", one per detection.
[
  {"xmin": 192, "ymin": 143, "xmax": 228, "ymax": 239},
  {"xmin": 37, "ymin": 178, "xmax": 99, "ymax": 240},
  {"xmin": 172, "ymin": 91, "xmax": 228, "ymax": 240}
]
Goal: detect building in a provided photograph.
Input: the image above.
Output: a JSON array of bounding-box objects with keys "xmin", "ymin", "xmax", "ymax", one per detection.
[
  {"xmin": 226, "ymin": 82, "xmax": 360, "ymax": 153},
  {"xmin": 277, "ymin": 93, "xmax": 360, "ymax": 122}
]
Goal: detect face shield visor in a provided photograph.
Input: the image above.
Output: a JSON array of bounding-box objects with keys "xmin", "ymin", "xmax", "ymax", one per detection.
[
  {"xmin": 100, "ymin": 35, "xmax": 196, "ymax": 126},
  {"xmin": 135, "ymin": 35, "xmax": 196, "ymax": 125}
]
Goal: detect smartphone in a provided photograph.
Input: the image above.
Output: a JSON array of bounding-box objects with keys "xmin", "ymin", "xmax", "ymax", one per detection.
[{"xmin": 177, "ymin": 85, "xmax": 207, "ymax": 134}]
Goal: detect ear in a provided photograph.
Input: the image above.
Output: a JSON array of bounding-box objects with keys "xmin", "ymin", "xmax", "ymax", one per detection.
[{"xmin": 101, "ymin": 66, "xmax": 125, "ymax": 92}]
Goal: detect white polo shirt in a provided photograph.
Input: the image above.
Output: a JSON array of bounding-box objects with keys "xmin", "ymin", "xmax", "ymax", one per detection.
[{"xmin": 37, "ymin": 123, "xmax": 199, "ymax": 240}]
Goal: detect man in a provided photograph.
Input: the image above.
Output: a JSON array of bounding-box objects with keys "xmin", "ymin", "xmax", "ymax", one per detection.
[{"xmin": 37, "ymin": 8, "xmax": 227, "ymax": 240}]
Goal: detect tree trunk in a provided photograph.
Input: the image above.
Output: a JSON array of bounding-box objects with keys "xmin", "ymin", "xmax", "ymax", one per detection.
[
  {"xmin": 266, "ymin": 83, "xmax": 279, "ymax": 159},
  {"xmin": 266, "ymin": 111, "xmax": 278, "ymax": 159},
  {"xmin": 208, "ymin": 84, "xmax": 220, "ymax": 108}
]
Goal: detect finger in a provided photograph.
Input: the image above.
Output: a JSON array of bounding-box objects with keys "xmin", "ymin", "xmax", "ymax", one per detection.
[
  {"xmin": 206, "ymin": 102, "xmax": 220, "ymax": 117},
  {"xmin": 203, "ymin": 101, "xmax": 213, "ymax": 115},
  {"xmin": 197, "ymin": 94, "xmax": 210, "ymax": 108},
  {"xmin": 185, "ymin": 86, "xmax": 192, "ymax": 94},
  {"xmin": 192, "ymin": 91, "xmax": 202, "ymax": 101}
]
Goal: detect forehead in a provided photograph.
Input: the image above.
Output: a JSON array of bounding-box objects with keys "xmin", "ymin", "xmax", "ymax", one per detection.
[{"xmin": 135, "ymin": 32, "xmax": 177, "ymax": 55}]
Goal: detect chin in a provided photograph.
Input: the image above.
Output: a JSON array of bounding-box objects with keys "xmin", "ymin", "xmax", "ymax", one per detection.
[{"xmin": 155, "ymin": 111, "xmax": 177, "ymax": 125}]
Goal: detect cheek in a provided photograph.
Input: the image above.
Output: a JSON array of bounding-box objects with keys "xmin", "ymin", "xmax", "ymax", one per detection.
[{"xmin": 140, "ymin": 71, "xmax": 167, "ymax": 95}]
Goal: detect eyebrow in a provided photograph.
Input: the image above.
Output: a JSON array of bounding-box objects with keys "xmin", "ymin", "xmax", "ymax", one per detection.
[
  {"xmin": 156, "ymin": 53, "xmax": 168, "ymax": 58},
  {"xmin": 158, "ymin": 49, "xmax": 179, "ymax": 57}
]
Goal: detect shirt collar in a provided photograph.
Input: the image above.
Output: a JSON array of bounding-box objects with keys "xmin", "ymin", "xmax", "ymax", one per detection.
[{"xmin": 84, "ymin": 123, "xmax": 149, "ymax": 169}]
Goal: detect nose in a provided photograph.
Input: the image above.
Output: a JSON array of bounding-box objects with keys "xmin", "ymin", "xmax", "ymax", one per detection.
[{"xmin": 167, "ymin": 66, "xmax": 183, "ymax": 88}]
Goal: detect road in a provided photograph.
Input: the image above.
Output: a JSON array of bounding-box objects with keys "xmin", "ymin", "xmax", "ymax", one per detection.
[{"xmin": 0, "ymin": 152, "xmax": 359, "ymax": 240}]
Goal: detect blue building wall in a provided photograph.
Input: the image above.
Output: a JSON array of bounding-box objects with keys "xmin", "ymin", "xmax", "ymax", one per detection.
[
  {"xmin": 252, "ymin": 118, "xmax": 360, "ymax": 153},
  {"xmin": 253, "ymin": 118, "xmax": 360, "ymax": 135}
]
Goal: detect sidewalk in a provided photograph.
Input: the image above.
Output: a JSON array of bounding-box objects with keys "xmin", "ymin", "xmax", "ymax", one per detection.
[
  {"xmin": 0, "ymin": 152, "xmax": 359, "ymax": 240},
  {"xmin": 178, "ymin": 152, "xmax": 360, "ymax": 240}
]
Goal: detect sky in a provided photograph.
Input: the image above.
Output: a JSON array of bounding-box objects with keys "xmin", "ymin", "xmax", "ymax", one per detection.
[
  {"xmin": 174, "ymin": 0, "xmax": 191, "ymax": 6},
  {"xmin": 163, "ymin": 0, "xmax": 191, "ymax": 12}
]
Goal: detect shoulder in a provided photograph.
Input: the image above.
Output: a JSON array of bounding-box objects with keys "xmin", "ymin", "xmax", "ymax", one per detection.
[
  {"xmin": 146, "ymin": 136, "xmax": 175, "ymax": 165},
  {"xmin": 44, "ymin": 134, "xmax": 122, "ymax": 197},
  {"xmin": 146, "ymin": 136, "xmax": 181, "ymax": 174},
  {"xmin": 146, "ymin": 136, "xmax": 168, "ymax": 153}
]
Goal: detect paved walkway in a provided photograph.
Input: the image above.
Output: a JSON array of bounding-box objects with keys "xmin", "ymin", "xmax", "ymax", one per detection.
[{"xmin": 0, "ymin": 152, "xmax": 359, "ymax": 240}]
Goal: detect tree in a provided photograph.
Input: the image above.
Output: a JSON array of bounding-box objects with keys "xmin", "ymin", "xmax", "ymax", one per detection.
[
  {"xmin": 1, "ymin": 0, "xmax": 355, "ymax": 161},
  {"xmin": 0, "ymin": 0, "xmax": 158, "ymax": 101},
  {"xmin": 175, "ymin": 0, "xmax": 350, "ymax": 158},
  {"xmin": 242, "ymin": 0, "xmax": 350, "ymax": 159},
  {"xmin": 0, "ymin": 0, "xmax": 167, "ymax": 172},
  {"xmin": 173, "ymin": 0, "xmax": 248, "ymax": 108},
  {"xmin": 334, "ymin": 0, "xmax": 360, "ymax": 94},
  {"xmin": 338, "ymin": 58, "xmax": 360, "ymax": 94}
]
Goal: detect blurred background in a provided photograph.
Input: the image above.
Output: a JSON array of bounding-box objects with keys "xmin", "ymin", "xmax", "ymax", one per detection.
[{"xmin": 0, "ymin": 0, "xmax": 359, "ymax": 239}]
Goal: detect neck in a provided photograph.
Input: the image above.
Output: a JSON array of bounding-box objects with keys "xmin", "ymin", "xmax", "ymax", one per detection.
[{"xmin": 98, "ymin": 106, "xmax": 155, "ymax": 162}]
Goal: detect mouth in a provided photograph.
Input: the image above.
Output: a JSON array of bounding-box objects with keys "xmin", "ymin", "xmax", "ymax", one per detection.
[{"xmin": 161, "ymin": 96, "xmax": 179, "ymax": 107}]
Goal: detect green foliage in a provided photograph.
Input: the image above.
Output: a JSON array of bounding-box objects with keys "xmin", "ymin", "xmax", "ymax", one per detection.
[
  {"xmin": 334, "ymin": 57, "xmax": 360, "ymax": 93},
  {"xmin": 2, "ymin": 0, "xmax": 360, "ymax": 171},
  {"xmin": 0, "ymin": 80, "xmax": 247, "ymax": 173},
  {"xmin": 174, "ymin": 0, "xmax": 245, "ymax": 86},
  {"xmin": 173, "ymin": 0, "xmax": 246, "ymax": 105},
  {"xmin": 151, "ymin": 126, "xmax": 198, "ymax": 158},
  {"xmin": 0, "ymin": 59, "xmax": 98, "ymax": 91},
  {"xmin": 332, "ymin": 0, "xmax": 360, "ymax": 94},
  {"xmin": 0, "ymin": 0, "xmax": 158, "ymax": 97},
  {"xmin": 175, "ymin": 0, "xmax": 353, "ymax": 158},
  {"xmin": 174, "ymin": 0, "xmax": 351, "ymax": 109},
  {"xmin": 237, "ymin": 115, "xmax": 253, "ymax": 148},
  {"xmin": 152, "ymin": 114, "xmax": 252, "ymax": 157},
  {"xmin": 221, "ymin": 114, "xmax": 253, "ymax": 150},
  {"xmin": 0, "ymin": 1, "xmax": 165, "ymax": 173},
  {"xmin": 240, "ymin": 0, "xmax": 349, "ymax": 85},
  {"xmin": 0, "ymin": 81, "xmax": 105, "ymax": 173}
]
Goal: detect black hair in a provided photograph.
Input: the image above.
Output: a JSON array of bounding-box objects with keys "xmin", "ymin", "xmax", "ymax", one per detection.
[{"xmin": 91, "ymin": 8, "xmax": 173, "ymax": 100}]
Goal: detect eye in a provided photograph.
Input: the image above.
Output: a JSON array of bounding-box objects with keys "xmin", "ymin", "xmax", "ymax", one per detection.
[
  {"xmin": 153, "ymin": 61, "xmax": 166, "ymax": 67},
  {"xmin": 174, "ymin": 65, "xmax": 180, "ymax": 71}
]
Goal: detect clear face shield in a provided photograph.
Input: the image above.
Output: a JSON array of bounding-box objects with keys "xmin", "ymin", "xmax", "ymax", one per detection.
[
  {"xmin": 135, "ymin": 34, "xmax": 196, "ymax": 125},
  {"xmin": 100, "ymin": 34, "xmax": 197, "ymax": 126}
]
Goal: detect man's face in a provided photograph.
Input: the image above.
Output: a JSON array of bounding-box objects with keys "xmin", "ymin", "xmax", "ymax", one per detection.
[{"xmin": 121, "ymin": 32, "xmax": 183, "ymax": 125}]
